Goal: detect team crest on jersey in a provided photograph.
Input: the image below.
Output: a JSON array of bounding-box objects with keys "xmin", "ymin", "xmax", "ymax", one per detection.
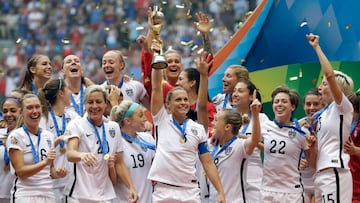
[
  {"xmin": 109, "ymin": 129, "xmax": 116, "ymax": 138},
  {"xmin": 64, "ymin": 130, "xmax": 71, "ymax": 136},
  {"xmin": 10, "ymin": 136, "xmax": 18, "ymax": 145},
  {"xmin": 46, "ymin": 139, "xmax": 52, "ymax": 148},
  {"xmin": 125, "ymin": 89, "xmax": 134, "ymax": 97},
  {"xmin": 288, "ymin": 130, "xmax": 297, "ymax": 139},
  {"xmin": 66, "ymin": 117, "xmax": 71, "ymax": 123},
  {"xmin": 225, "ymin": 147, "xmax": 232, "ymax": 155},
  {"xmin": 141, "ymin": 146, "xmax": 148, "ymax": 152},
  {"xmin": 191, "ymin": 128, "xmax": 198, "ymax": 136}
]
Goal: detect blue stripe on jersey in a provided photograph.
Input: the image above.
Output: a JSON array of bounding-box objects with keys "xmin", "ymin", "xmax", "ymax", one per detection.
[
  {"xmin": 339, "ymin": 115, "xmax": 344, "ymax": 168},
  {"xmin": 198, "ymin": 142, "xmax": 209, "ymax": 155},
  {"xmin": 240, "ymin": 158, "xmax": 247, "ymax": 203}
]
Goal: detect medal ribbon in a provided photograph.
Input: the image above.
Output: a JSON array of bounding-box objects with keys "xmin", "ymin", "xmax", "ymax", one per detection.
[
  {"xmin": 350, "ymin": 116, "xmax": 360, "ymax": 137},
  {"xmin": 49, "ymin": 107, "xmax": 66, "ymax": 149},
  {"xmin": 310, "ymin": 104, "xmax": 331, "ymax": 131},
  {"xmin": 70, "ymin": 85, "xmax": 84, "ymax": 116},
  {"xmin": 211, "ymin": 136, "xmax": 237, "ymax": 159},
  {"xmin": 22, "ymin": 125, "xmax": 41, "ymax": 163},
  {"xmin": 172, "ymin": 117, "xmax": 187, "ymax": 141},
  {"xmin": 0, "ymin": 140, "xmax": 9, "ymax": 166},
  {"xmin": 87, "ymin": 117, "xmax": 108, "ymax": 154},
  {"xmin": 222, "ymin": 93, "xmax": 229, "ymax": 109},
  {"xmin": 121, "ymin": 132, "xmax": 155, "ymax": 151},
  {"xmin": 274, "ymin": 118, "xmax": 305, "ymax": 136}
]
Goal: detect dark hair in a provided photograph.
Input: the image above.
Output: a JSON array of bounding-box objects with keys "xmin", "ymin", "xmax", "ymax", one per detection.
[
  {"xmin": 183, "ymin": 68, "xmax": 200, "ymax": 93},
  {"xmin": 349, "ymin": 89, "xmax": 360, "ymax": 114},
  {"xmin": 21, "ymin": 55, "xmax": 47, "ymax": 91},
  {"xmin": 271, "ymin": 85, "xmax": 300, "ymax": 111},
  {"xmin": 38, "ymin": 78, "xmax": 65, "ymax": 121},
  {"xmin": 303, "ymin": 88, "xmax": 321, "ymax": 104},
  {"xmin": 1, "ymin": 97, "xmax": 21, "ymax": 110}
]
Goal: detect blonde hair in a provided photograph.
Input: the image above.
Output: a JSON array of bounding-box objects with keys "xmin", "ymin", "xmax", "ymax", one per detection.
[
  {"xmin": 110, "ymin": 100, "xmax": 134, "ymax": 126},
  {"xmin": 334, "ymin": 70, "xmax": 354, "ymax": 96},
  {"xmin": 228, "ymin": 65, "xmax": 250, "ymax": 82}
]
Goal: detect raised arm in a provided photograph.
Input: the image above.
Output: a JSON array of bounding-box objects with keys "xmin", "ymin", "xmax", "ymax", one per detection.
[
  {"xmin": 151, "ymin": 40, "xmax": 165, "ymax": 116},
  {"xmin": 194, "ymin": 12, "xmax": 212, "ymax": 53},
  {"xmin": 244, "ymin": 90, "xmax": 261, "ymax": 155},
  {"xmin": 306, "ymin": 33, "xmax": 343, "ymax": 104},
  {"xmin": 196, "ymin": 53, "xmax": 212, "ymax": 132}
]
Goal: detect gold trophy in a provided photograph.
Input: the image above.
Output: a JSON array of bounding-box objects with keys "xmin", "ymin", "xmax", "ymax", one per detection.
[{"xmin": 151, "ymin": 6, "xmax": 168, "ymax": 69}]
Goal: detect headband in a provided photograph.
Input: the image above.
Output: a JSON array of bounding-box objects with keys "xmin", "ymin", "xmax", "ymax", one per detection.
[{"xmin": 124, "ymin": 103, "xmax": 140, "ymax": 118}]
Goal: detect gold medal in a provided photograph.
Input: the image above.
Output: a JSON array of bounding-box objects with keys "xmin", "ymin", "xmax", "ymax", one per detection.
[
  {"xmin": 104, "ymin": 153, "xmax": 110, "ymax": 160},
  {"xmin": 179, "ymin": 138, "xmax": 185, "ymax": 144},
  {"xmin": 3, "ymin": 165, "xmax": 10, "ymax": 173},
  {"xmin": 60, "ymin": 147, "xmax": 66, "ymax": 154}
]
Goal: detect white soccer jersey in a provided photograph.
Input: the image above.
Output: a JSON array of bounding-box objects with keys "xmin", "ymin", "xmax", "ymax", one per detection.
[
  {"xmin": 212, "ymin": 93, "xmax": 232, "ymax": 112},
  {"xmin": 101, "ymin": 79, "xmax": 147, "ymax": 104},
  {"xmin": 240, "ymin": 113, "xmax": 269, "ymax": 183},
  {"xmin": 7, "ymin": 127, "xmax": 56, "ymax": 199},
  {"xmin": 115, "ymin": 132, "xmax": 155, "ymax": 203},
  {"xmin": 209, "ymin": 138, "xmax": 248, "ymax": 203},
  {"xmin": 39, "ymin": 109, "xmax": 80, "ymax": 189},
  {"xmin": 148, "ymin": 106, "xmax": 208, "ymax": 188},
  {"xmin": 262, "ymin": 120, "xmax": 309, "ymax": 193},
  {"xmin": 65, "ymin": 117, "xmax": 123, "ymax": 201},
  {"xmin": 0, "ymin": 129, "xmax": 15, "ymax": 200},
  {"xmin": 66, "ymin": 84, "xmax": 86, "ymax": 116},
  {"xmin": 315, "ymin": 96, "xmax": 353, "ymax": 171}
]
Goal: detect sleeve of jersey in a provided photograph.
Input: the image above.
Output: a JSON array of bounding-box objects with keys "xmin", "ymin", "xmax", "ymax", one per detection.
[
  {"xmin": 7, "ymin": 131, "xmax": 25, "ymax": 151},
  {"xmin": 198, "ymin": 125, "xmax": 209, "ymax": 155},
  {"xmin": 115, "ymin": 124, "xmax": 124, "ymax": 153},
  {"xmin": 338, "ymin": 93, "xmax": 354, "ymax": 113},
  {"xmin": 141, "ymin": 49, "xmax": 153, "ymax": 97},
  {"xmin": 152, "ymin": 106, "xmax": 167, "ymax": 125},
  {"xmin": 65, "ymin": 119, "xmax": 81, "ymax": 141}
]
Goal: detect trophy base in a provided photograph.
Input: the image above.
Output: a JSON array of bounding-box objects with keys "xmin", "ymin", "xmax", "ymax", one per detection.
[{"xmin": 151, "ymin": 55, "xmax": 168, "ymax": 69}]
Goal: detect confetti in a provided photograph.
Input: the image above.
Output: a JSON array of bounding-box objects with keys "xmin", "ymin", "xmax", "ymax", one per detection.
[
  {"xmin": 104, "ymin": 27, "xmax": 110, "ymax": 31},
  {"xmin": 197, "ymin": 48, "xmax": 204, "ymax": 54},
  {"xmin": 327, "ymin": 22, "xmax": 331, "ymax": 27},
  {"xmin": 15, "ymin": 38, "xmax": 21, "ymax": 44},
  {"xmin": 62, "ymin": 39, "xmax": 70, "ymax": 44},
  {"xmin": 180, "ymin": 40, "xmax": 193, "ymax": 46},
  {"xmin": 345, "ymin": 23, "xmax": 352, "ymax": 30},
  {"xmin": 191, "ymin": 45, "xmax": 198, "ymax": 51},
  {"xmin": 300, "ymin": 21, "xmax": 308, "ymax": 27},
  {"xmin": 176, "ymin": 4, "xmax": 185, "ymax": 9},
  {"xmin": 136, "ymin": 26, "xmax": 145, "ymax": 30}
]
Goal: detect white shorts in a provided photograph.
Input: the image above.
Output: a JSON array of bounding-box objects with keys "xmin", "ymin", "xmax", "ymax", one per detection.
[
  {"xmin": 261, "ymin": 190, "xmax": 303, "ymax": 203},
  {"xmin": 12, "ymin": 196, "xmax": 56, "ymax": 203},
  {"xmin": 301, "ymin": 167, "xmax": 315, "ymax": 203},
  {"xmin": 246, "ymin": 181, "xmax": 262, "ymax": 203},
  {"xmin": 153, "ymin": 182, "xmax": 201, "ymax": 203},
  {"xmin": 66, "ymin": 196, "xmax": 112, "ymax": 203},
  {"xmin": 314, "ymin": 168, "xmax": 352, "ymax": 203}
]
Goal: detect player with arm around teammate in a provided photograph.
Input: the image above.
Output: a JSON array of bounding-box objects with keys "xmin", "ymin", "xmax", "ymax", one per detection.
[
  {"xmin": 7, "ymin": 94, "xmax": 66, "ymax": 203},
  {"xmin": 66, "ymin": 85, "xmax": 138, "ymax": 203},
  {"xmin": 209, "ymin": 89, "xmax": 261, "ymax": 202},
  {"xmin": 261, "ymin": 86, "xmax": 316, "ymax": 203},
  {"xmin": 110, "ymin": 100, "xmax": 155, "ymax": 203}
]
